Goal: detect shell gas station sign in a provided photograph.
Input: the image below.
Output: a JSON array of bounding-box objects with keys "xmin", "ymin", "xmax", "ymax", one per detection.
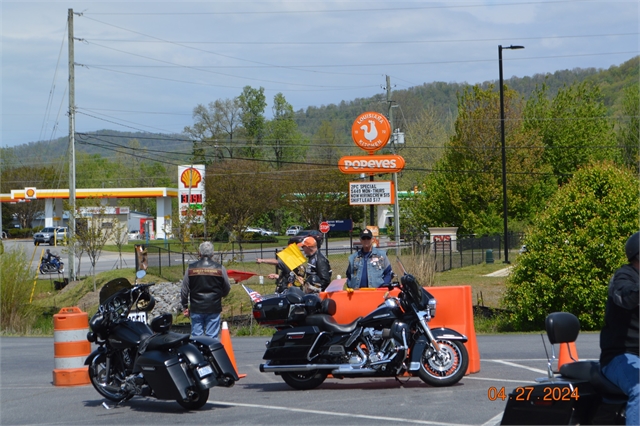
[{"xmin": 178, "ymin": 165, "xmax": 205, "ymax": 222}]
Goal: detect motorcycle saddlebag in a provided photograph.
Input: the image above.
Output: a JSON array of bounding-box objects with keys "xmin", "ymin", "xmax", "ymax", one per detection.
[
  {"xmin": 253, "ymin": 293, "xmax": 306, "ymax": 325},
  {"xmin": 135, "ymin": 351, "xmax": 192, "ymax": 400},
  {"xmin": 500, "ymin": 381, "xmax": 598, "ymax": 425},
  {"xmin": 263, "ymin": 326, "xmax": 322, "ymax": 361},
  {"xmin": 190, "ymin": 336, "xmax": 239, "ymax": 381}
]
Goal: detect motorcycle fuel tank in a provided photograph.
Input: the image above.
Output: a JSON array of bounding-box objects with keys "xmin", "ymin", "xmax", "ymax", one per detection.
[
  {"xmin": 359, "ymin": 304, "xmax": 398, "ymax": 329},
  {"xmin": 108, "ymin": 320, "xmax": 153, "ymax": 350}
]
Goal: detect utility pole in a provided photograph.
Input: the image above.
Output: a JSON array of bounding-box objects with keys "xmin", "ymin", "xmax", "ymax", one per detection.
[
  {"xmin": 386, "ymin": 75, "xmax": 401, "ymax": 257},
  {"xmin": 68, "ymin": 9, "xmax": 76, "ymax": 281}
]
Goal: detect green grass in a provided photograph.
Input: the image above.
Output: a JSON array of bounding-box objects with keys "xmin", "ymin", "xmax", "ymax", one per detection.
[{"xmin": 25, "ymin": 254, "xmax": 520, "ymax": 336}]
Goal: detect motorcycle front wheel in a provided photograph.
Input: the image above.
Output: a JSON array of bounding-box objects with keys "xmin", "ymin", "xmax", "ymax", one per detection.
[
  {"xmin": 281, "ymin": 370, "xmax": 328, "ymax": 390},
  {"xmin": 418, "ymin": 339, "xmax": 468, "ymax": 387},
  {"xmin": 88, "ymin": 354, "xmax": 129, "ymax": 401}
]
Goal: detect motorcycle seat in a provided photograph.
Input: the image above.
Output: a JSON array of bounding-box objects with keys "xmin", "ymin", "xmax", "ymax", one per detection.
[
  {"xmin": 145, "ymin": 332, "xmax": 191, "ymax": 351},
  {"xmin": 305, "ymin": 314, "xmax": 361, "ymax": 333},
  {"xmin": 560, "ymin": 360, "xmax": 627, "ymax": 399}
]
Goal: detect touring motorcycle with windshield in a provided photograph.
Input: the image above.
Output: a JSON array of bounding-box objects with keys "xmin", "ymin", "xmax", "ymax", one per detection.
[
  {"xmin": 85, "ymin": 271, "xmax": 238, "ymax": 410},
  {"xmin": 252, "ymin": 260, "xmax": 469, "ymax": 390}
]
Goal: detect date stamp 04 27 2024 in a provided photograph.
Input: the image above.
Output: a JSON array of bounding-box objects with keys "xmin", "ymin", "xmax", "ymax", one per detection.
[{"xmin": 487, "ymin": 386, "xmax": 580, "ymax": 402}]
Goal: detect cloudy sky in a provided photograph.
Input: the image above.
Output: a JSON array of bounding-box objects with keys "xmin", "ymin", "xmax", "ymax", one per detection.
[{"xmin": 2, "ymin": 0, "xmax": 638, "ymax": 148}]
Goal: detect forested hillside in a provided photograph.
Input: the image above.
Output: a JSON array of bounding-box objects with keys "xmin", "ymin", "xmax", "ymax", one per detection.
[{"xmin": 4, "ymin": 56, "xmax": 637, "ymax": 166}]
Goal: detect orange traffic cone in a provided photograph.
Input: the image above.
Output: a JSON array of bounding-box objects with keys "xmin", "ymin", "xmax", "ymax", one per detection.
[
  {"xmin": 220, "ymin": 321, "xmax": 246, "ymax": 379},
  {"xmin": 557, "ymin": 342, "xmax": 579, "ymax": 370}
]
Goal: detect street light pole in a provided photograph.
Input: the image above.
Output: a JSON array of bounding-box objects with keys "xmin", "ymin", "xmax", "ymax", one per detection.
[{"xmin": 498, "ymin": 44, "xmax": 524, "ymax": 264}]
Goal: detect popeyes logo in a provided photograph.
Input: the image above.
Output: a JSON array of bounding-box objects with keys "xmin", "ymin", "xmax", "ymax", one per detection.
[
  {"xmin": 351, "ymin": 112, "xmax": 391, "ymax": 153},
  {"xmin": 338, "ymin": 155, "xmax": 405, "ymax": 174},
  {"xmin": 180, "ymin": 167, "xmax": 202, "ymax": 189}
]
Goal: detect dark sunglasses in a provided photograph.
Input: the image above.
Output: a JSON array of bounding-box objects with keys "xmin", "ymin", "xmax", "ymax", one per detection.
[{"xmin": 361, "ymin": 236, "xmax": 372, "ymax": 240}]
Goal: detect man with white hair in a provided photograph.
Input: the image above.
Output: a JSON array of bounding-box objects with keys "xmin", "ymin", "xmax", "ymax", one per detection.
[{"xmin": 180, "ymin": 241, "xmax": 231, "ymax": 339}]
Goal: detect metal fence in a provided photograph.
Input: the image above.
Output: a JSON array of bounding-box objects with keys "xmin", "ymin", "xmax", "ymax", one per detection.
[{"xmin": 142, "ymin": 232, "xmax": 524, "ymax": 281}]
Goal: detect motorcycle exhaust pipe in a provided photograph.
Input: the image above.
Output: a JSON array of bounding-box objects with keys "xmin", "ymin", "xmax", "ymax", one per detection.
[{"xmin": 260, "ymin": 363, "xmax": 343, "ymax": 373}]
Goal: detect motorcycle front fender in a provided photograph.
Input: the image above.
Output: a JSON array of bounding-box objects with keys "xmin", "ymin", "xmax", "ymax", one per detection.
[
  {"xmin": 431, "ymin": 327, "xmax": 468, "ymax": 342},
  {"xmin": 84, "ymin": 346, "xmax": 107, "ymax": 365}
]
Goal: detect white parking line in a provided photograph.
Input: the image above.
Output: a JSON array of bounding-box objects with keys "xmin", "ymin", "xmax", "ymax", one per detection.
[
  {"xmin": 483, "ymin": 359, "xmax": 547, "ymax": 374},
  {"xmin": 209, "ymin": 400, "xmax": 477, "ymax": 426}
]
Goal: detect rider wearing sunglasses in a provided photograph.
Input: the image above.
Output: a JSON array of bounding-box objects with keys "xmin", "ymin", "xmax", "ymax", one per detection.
[{"xmin": 346, "ymin": 228, "xmax": 393, "ymax": 289}]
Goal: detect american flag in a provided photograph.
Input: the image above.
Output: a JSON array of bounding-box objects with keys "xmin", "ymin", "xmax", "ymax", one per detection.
[{"xmin": 242, "ymin": 284, "xmax": 263, "ymax": 303}]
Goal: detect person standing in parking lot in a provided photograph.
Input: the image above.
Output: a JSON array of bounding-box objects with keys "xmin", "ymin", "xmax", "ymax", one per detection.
[
  {"xmin": 346, "ymin": 229, "xmax": 393, "ymax": 289},
  {"xmin": 180, "ymin": 242, "xmax": 231, "ymax": 339}
]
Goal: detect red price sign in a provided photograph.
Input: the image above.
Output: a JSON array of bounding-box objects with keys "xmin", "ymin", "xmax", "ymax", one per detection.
[{"xmin": 319, "ymin": 222, "xmax": 330, "ymax": 233}]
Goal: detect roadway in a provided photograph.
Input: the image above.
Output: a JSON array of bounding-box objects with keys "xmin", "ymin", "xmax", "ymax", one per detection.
[{"xmin": 0, "ymin": 333, "xmax": 601, "ymax": 425}]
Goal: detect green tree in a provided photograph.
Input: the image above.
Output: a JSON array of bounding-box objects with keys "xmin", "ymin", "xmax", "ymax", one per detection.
[
  {"xmin": 501, "ymin": 162, "xmax": 640, "ymax": 331},
  {"xmin": 310, "ymin": 120, "xmax": 348, "ymax": 164},
  {"xmin": 204, "ymin": 159, "xmax": 284, "ymax": 249},
  {"xmin": 284, "ymin": 167, "xmax": 355, "ymax": 230},
  {"xmin": 405, "ymin": 84, "xmax": 553, "ymax": 235},
  {"xmin": 237, "ymin": 86, "xmax": 267, "ymax": 158},
  {"xmin": 524, "ymin": 81, "xmax": 615, "ymax": 184},
  {"xmin": 184, "ymin": 98, "xmax": 242, "ymax": 162},
  {"xmin": 616, "ymin": 83, "xmax": 639, "ymax": 172},
  {"xmin": 265, "ymin": 93, "xmax": 308, "ymax": 168}
]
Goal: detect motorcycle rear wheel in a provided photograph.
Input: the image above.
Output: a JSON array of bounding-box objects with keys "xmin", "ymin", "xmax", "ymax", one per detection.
[
  {"xmin": 176, "ymin": 388, "xmax": 210, "ymax": 410},
  {"xmin": 418, "ymin": 339, "xmax": 468, "ymax": 387},
  {"xmin": 281, "ymin": 370, "xmax": 328, "ymax": 390},
  {"xmin": 88, "ymin": 354, "xmax": 129, "ymax": 401}
]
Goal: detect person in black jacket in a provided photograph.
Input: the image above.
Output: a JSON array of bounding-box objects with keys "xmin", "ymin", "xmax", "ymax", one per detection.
[
  {"xmin": 599, "ymin": 231, "xmax": 639, "ymax": 426},
  {"xmin": 180, "ymin": 242, "xmax": 231, "ymax": 339},
  {"xmin": 297, "ymin": 236, "xmax": 332, "ymax": 293}
]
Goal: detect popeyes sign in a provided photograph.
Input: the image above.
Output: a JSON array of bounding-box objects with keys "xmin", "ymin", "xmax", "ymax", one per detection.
[
  {"xmin": 338, "ymin": 154, "xmax": 405, "ymax": 174},
  {"xmin": 339, "ymin": 112, "xmax": 405, "ymax": 175},
  {"xmin": 351, "ymin": 111, "xmax": 391, "ymax": 153}
]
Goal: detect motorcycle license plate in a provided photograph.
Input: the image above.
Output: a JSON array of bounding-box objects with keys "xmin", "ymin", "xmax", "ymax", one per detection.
[
  {"xmin": 197, "ymin": 365, "xmax": 213, "ymax": 378},
  {"xmin": 128, "ymin": 312, "xmax": 147, "ymax": 323}
]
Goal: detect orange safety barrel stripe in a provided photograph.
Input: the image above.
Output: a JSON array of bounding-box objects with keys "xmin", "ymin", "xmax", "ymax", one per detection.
[{"xmin": 54, "ymin": 340, "xmax": 91, "ymax": 357}]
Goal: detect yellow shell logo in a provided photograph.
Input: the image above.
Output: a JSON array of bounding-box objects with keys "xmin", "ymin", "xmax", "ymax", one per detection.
[
  {"xmin": 26, "ymin": 188, "xmax": 36, "ymax": 197},
  {"xmin": 180, "ymin": 168, "xmax": 202, "ymax": 189}
]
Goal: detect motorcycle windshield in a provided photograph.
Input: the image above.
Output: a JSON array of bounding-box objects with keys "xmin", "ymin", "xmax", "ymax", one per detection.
[
  {"xmin": 99, "ymin": 278, "xmax": 132, "ymax": 305},
  {"xmin": 395, "ymin": 257, "xmax": 429, "ymax": 309}
]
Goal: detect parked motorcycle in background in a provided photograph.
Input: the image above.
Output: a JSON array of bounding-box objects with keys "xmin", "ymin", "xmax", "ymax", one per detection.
[
  {"xmin": 85, "ymin": 271, "xmax": 238, "ymax": 410},
  {"xmin": 253, "ymin": 259, "xmax": 469, "ymax": 390}
]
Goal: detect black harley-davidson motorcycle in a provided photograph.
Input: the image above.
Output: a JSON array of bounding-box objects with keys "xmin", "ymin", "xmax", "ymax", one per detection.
[
  {"xmin": 500, "ymin": 312, "xmax": 627, "ymax": 425},
  {"xmin": 253, "ymin": 260, "xmax": 469, "ymax": 390},
  {"xmin": 85, "ymin": 271, "xmax": 238, "ymax": 410}
]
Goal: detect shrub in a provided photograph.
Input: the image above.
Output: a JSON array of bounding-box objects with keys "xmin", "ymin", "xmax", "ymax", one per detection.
[
  {"xmin": 1, "ymin": 247, "xmax": 38, "ymax": 334},
  {"xmin": 501, "ymin": 162, "xmax": 639, "ymax": 330}
]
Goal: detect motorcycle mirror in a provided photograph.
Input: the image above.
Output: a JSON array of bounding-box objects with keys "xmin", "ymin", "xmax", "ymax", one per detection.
[{"xmin": 136, "ymin": 270, "xmax": 147, "ymax": 280}]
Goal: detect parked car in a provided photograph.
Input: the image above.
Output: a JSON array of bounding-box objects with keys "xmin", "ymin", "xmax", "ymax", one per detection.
[
  {"xmin": 243, "ymin": 227, "xmax": 266, "ymax": 236},
  {"xmin": 128, "ymin": 229, "xmax": 140, "ymax": 240},
  {"xmin": 287, "ymin": 229, "xmax": 324, "ymax": 246},
  {"xmin": 285, "ymin": 225, "xmax": 303, "ymax": 236},
  {"xmin": 33, "ymin": 227, "xmax": 68, "ymax": 246},
  {"xmin": 259, "ymin": 228, "xmax": 279, "ymax": 236}
]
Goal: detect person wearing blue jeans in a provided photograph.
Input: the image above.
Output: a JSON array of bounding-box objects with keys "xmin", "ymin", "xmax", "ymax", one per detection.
[
  {"xmin": 600, "ymin": 231, "xmax": 639, "ymax": 425},
  {"xmin": 180, "ymin": 242, "xmax": 231, "ymax": 339}
]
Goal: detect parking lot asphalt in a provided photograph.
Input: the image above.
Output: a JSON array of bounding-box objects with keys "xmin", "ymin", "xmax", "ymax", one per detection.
[{"xmin": 0, "ymin": 332, "xmax": 600, "ymax": 425}]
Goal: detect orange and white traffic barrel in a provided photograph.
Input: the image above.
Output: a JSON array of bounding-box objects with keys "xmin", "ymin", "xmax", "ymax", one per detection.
[{"xmin": 52, "ymin": 307, "xmax": 91, "ymax": 386}]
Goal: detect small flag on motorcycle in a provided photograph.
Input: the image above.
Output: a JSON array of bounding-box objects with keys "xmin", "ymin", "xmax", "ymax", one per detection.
[{"xmin": 242, "ymin": 285, "xmax": 263, "ymax": 303}]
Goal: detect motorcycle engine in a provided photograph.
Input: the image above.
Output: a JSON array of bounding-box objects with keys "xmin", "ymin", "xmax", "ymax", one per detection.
[{"xmin": 362, "ymin": 327, "xmax": 397, "ymax": 368}]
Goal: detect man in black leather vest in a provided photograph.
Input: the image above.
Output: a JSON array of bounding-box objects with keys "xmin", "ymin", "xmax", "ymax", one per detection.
[{"xmin": 180, "ymin": 242, "xmax": 231, "ymax": 339}]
